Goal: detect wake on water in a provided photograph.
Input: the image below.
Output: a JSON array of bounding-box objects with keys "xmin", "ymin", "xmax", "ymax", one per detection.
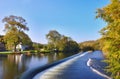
[{"xmin": 87, "ymin": 58, "xmax": 112, "ymax": 79}]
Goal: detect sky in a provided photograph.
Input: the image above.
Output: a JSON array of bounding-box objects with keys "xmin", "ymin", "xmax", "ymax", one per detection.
[{"xmin": 0, "ymin": 0, "xmax": 109, "ymax": 44}]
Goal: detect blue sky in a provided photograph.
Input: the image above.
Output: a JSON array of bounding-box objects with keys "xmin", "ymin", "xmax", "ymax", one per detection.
[{"xmin": 0, "ymin": 0, "xmax": 109, "ymax": 44}]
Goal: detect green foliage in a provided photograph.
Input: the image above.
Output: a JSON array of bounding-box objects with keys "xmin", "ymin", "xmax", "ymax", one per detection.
[
  {"xmin": 0, "ymin": 35, "xmax": 6, "ymax": 51},
  {"xmin": 2, "ymin": 15, "xmax": 32, "ymax": 52},
  {"xmin": 0, "ymin": 35, "xmax": 4, "ymax": 43},
  {"xmin": 47, "ymin": 43, "xmax": 54, "ymax": 50},
  {"xmin": 46, "ymin": 30, "xmax": 61, "ymax": 47},
  {"xmin": 64, "ymin": 40, "xmax": 79, "ymax": 53},
  {"xmin": 97, "ymin": 0, "xmax": 120, "ymax": 78},
  {"xmin": 79, "ymin": 40, "xmax": 101, "ymax": 52},
  {"xmin": 2, "ymin": 15, "xmax": 29, "ymax": 32},
  {"xmin": 32, "ymin": 42, "xmax": 44, "ymax": 50},
  {"xmin": 57, "ymin": 36, "xmax": 79, "ymax": 52},
  {"xmin": 46, "ymin": 30, "xmax": 80, "ymax": 53},
  {"xmin": 4, "ymin": 30, "xmax": 19, "ymax": 50}
]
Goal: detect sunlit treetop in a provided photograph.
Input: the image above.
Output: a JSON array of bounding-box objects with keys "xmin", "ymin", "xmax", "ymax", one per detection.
[{"xmin": 2, "ymin": 15, "xmax": 29, "ymax": 32}]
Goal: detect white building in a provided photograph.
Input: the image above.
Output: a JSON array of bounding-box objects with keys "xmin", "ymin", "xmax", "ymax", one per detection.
[{"xmin": 16, "ymin": 42, "xmax": 26, "ymax": 51}]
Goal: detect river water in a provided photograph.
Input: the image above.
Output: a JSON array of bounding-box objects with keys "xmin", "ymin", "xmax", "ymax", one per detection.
[
  {"xmin": 0, "ymin": 52, "xmax": 75, "ymax": 79},
  {"xmin": 33, "ymin": 51, "xmax": 111, "ymax": 79}
]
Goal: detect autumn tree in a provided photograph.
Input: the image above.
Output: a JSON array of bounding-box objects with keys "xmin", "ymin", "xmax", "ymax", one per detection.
[
  {"xmin": 79, "ymin": 40, "xmax": 101, "ymax": 52},
  {"xmin": 2, "ymin": 15, "xmax": 31, "ymax": 52},
  {"xmin": 96, "ymin": 0, "xmax": 120, "ymax": 78}
]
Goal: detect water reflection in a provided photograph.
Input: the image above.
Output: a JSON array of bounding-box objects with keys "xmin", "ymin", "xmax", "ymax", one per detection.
[
  {"xmin": 0, "ymin": 52, "xmax": 75, "ymax": 79},
  {"xmin": 25, "ymin": 55, "xmax": 48, "ymax": 69},
  {"xmin": 0, "ymin": 60, "xmax": 3, "ymax": 79}
]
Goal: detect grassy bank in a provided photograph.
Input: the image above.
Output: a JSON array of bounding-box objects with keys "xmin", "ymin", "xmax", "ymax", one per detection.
[
  {"xmin": 0, "ymin": 51, "xmax": 12, "ymax": 54},
  {"xmin": 0, "ymin": 50, "xmax": 51, "ymax": 54}
]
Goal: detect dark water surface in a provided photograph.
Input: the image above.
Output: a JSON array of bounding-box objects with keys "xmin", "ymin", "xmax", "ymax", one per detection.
[{"xmin": 0, "ymin": 52, "xmax": 75, "ymax": 79}]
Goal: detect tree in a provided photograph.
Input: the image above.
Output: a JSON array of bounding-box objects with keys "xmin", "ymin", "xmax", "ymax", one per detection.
[
  {"xmin": 0, "ymin": 35, "xmax": 4, "ymax": 43},
  {"xmin": 2, "ymin": 15, "xmax": 29, "ymax": 32},
  {"xmin": 79, "ymin": 40, "xmax": 101, "ymax": 52},
  {"xmin": 96, "ymin": 0, "xmax": 120, "ymax": 78},
  {"xmin": 46, "ymin": 30, "xmax": 80, "ymax": 52},
  {"xmin": 64, "ymin": 40, "xmax": 79, "ymax": 53},
  {"xmin": 56, "ymin": 36, "xmax": 71, "ymax": 51},
  {"xmin": 2, "ymin": 15, "xmax": 31, "ymax": 52},
  {"xmin": 32, "ymin": 42, "xmax": 44, "ymax": 50},
  {"xmin": 46, "ymin": 30, "xmax": 61, "ymax": 50},
  {"xmin": 0, "ymin": 35, "xmax": 5, "ymax": 51},
  {"xmin": 55, "ymin": 35, "xmax": 79, "ymax": 52}
]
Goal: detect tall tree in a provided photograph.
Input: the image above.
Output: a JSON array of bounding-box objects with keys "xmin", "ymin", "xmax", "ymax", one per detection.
[
  {"xmin": 96, "ymin": 0, "xmax": 120, "ymax": 79},
  {"xmin": 46, "ymin": 30, "xmax": 79, "ymax": 52},
  {"xmin": 58, "ymin": 36, "xmax": 79, "ymax": 52},
  {"xmin": 2, "ymin": 15, "xmax": 29, "ymax": 32},
  {"xmin": 56, "ymin": 36, "xmax": 71, "ymax": 51},
  {"xmin": 46, "ymin": 30, "xmax": 61, "ymax": 49},
  {"xmin": 2, "ymin": 15, "xmax": 31, "ymax": 52}
]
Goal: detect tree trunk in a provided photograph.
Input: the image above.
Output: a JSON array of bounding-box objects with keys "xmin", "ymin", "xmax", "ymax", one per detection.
[{"xmin": 13, "ymin": 44, "xmax": 17, "ymax": 53}]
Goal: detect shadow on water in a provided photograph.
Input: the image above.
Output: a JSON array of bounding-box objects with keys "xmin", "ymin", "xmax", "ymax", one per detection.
[{"xmin": 0, "ymin": 52, "xmax": 76, "ymax": 79}]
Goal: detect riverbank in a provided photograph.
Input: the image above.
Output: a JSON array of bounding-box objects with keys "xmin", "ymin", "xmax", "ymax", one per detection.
[{"xmin": 0, "ymin": 50, "xmax": 50, "ymax": 55}]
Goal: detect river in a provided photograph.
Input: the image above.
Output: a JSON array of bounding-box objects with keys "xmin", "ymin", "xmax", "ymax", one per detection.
[
  {"xmin": 33, "ymin": 51, "xmax": 111, "ymax": 79},
  {"xmin": 0, "ymin": 52, "xmax": 76, "ymax": 79}
]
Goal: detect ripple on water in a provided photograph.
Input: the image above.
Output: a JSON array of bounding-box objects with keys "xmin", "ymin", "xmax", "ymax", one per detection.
[{"xmin": 87, "ymin": 58, "xmax": 112, "ymax": 79}]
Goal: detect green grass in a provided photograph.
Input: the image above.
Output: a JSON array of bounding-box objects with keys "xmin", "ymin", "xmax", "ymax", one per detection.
[
  {"xmin": 21, "ymin": 50, "xmax": 30, "ymax": 53},
  {"xmin": 0, "ymin": 50, "xmax": 51, "ymax": 54},
  {"xmin": 0, "ymin": 50, "xmax": 29, "ymax": 54},
  {"xmin": 0, "ymin": 51, "xmax": 12, "ymax": 54}
]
